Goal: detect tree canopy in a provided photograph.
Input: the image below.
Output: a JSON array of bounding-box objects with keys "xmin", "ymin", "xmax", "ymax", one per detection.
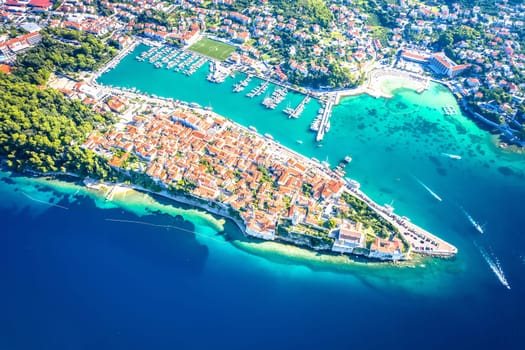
[
  {"xmin": 0, "ymin": 74, "xmax": 114, "ymax": 177},
  {"xmin": 15, "ymin": 28, "xmax": 117, "ymax": 85},
  {"xmin": 1, "ymin": 30, "xmax": 117, "ymax": 177}
]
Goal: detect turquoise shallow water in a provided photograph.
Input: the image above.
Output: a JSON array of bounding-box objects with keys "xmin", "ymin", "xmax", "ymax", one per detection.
[{"xmin": 1, "ymin": 44, "xmax": 524, "ymax": 349}]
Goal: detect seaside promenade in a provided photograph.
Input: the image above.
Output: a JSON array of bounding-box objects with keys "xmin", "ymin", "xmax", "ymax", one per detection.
[{"xmin": 349, "ymin": 187, "xmax": 457, "ymax": 257}]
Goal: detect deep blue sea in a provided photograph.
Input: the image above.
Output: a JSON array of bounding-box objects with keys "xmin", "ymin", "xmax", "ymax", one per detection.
[{"xmin": 2, "ymin": 44, "xmax": 525, "ymax": 349}]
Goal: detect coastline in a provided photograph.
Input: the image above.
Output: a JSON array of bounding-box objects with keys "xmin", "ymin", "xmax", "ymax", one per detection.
[
  {"xmin": 1, "ymin": 166, "xmax": 434, "ymax": 268},
  {"xmin": 2, "ymin": 166, "xmax": 468, "ymax": 299},
  {"xmin": 82, "ymin": 178, "xmax": 434, "ymax": 266},
  {"xmin": 334, "ymin": 68, "xmax": 430, "ymax": 104}
]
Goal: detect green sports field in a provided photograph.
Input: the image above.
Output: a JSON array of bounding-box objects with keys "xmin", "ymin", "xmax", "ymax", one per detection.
[{"xmin": 188, "ymin": 38, "xmax": 236, "ymax": 61}]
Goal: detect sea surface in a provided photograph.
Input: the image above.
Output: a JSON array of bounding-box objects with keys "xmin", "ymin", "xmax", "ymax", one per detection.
[{"xmin": 2, "ymin": 44, "xmax": 525, "ymax": 349}]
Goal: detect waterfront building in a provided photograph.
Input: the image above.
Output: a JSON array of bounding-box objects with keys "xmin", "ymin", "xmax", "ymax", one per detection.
[
  {"xmin": 429, "ymin": 52, "xmax": 471, "ymax": 78},
  {"xmin": 332, "ymin": 221, "xmax": 366, "ymax": 253},
  {"xmin": 369, "ymin": 237, "xmax": 404, "ymax": 260}
]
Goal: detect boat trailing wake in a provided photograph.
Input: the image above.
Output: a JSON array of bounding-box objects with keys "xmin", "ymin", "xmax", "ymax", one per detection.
[
  {"xmin": 476, "ymin": 243, "xmax": 511, "ymax": 290},
  {"xmin": 441, "ymin": 152, "xmax": 461, "ymax": 160},
  {"xmin": 461, "ymin": 207, "xmax": 484, "ymax": 234},
  {"xmin": 413, "ymin": 177, "xmax": 442, "ymax": 202}
]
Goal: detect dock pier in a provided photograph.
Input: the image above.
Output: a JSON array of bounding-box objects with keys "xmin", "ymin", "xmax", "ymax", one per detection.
[
  {"xmin": 315, "ymin": 95, "xmax": 336, "ymax": 142},
  {"xmin": 284, "ymin": 95, "xmax": 311, "ymax": 118},
  {"xmin": 246, "ymin": 80, "xmax": 269, "ymax": 98}
]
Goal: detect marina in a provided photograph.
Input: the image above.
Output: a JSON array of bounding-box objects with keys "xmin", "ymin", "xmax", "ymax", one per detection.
[
  {"xmin": 233, "ymin": 74, "xmax": 252, "ymax": 93},
  {"xmin": 262, "ymin": 87, "xmax": 288, "ymax": 109},
  {"xmin": 125, "ymin": 45, "xmax": 336, "ymax": 141},
  {"xmin": 138, "ymin": 45, "xmax": 209, "ymax": 77}
]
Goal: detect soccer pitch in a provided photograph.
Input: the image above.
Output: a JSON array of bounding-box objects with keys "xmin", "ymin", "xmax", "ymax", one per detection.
[{"xmin": 188, "ymin": 38, "xmax": 236, "ymax": 61}]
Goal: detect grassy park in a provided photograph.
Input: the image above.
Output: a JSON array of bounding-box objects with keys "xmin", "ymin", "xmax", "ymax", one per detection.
[{"xmin": 188, "ymin": 38, "xmax": 236, "ymax": 61}]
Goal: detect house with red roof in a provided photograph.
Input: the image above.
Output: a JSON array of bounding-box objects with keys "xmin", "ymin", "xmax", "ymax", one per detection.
[
  {"xmin": 28, "ymin": 0, "xmax": 52, "ymax": 12},
  {"xmin": 332, "ymin": 221, "xmax": 365, "ymax": 253}
]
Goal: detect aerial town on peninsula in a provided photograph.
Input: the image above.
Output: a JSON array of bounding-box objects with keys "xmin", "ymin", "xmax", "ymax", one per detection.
[{"xmin": 1, "ymin": 0, "xmax": 524, "ymax": 261}]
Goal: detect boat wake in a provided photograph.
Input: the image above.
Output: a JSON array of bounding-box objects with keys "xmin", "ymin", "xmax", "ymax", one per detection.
[
  {"xmin": 413, "ymin": 177, "xmax": 442, "ymax": 202},
  {"xmin": 441, "ymin": 152, "xmax": 461, "ymax": 160},
  {"xmin": 461, "ymin": 207, "xmax": 484, "ymax": 234},
  {"xmin": 476, "ymin": 243, "xmax": 511, "ymax": 290},
  {"xmin": 22, "ymin": 191, "xmax": 69, "ymax": 210}
]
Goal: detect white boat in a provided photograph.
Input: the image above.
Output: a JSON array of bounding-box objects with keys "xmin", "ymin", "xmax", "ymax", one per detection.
[
  {"xmin": 414, "ymin": 177, "xmax": 442, "ymax": 202},
  {"xmin": 467, "ymin": 214, "xmax": 485, "ymax": 233},
  {"xmin": 441, "ymin": 152, "xmax": 461, "ymax": 160},
  {"xmin": 264, "ymin": 133, "xmax": 273, "ymax": 140},
  {"xmin": 296, "ymin": 140, "xmax": 303, "ymax": 144},
  {"xmin": 464, "ymin": 210, "xmax": 484, "ymax": 234}
]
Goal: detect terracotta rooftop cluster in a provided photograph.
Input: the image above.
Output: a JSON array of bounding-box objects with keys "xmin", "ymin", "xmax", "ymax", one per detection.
[{"xmin": 84, "ymin": 109, "xmax": 348, "ymax": 237}]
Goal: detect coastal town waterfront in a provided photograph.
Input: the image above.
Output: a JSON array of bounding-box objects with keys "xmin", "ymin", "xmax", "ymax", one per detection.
[
  {"xmin": 2, "ymin": 1, "xmax": 525, "ymax": 349},
  {"xmin": 92, "ymin": 42, "xmax": 525, "ymax": 261},
  {"xmin": 83, "ymin": 100, "xmax": 457, "ymax": 260}
]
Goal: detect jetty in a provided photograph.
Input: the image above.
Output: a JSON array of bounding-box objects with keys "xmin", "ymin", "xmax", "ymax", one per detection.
[
  {"xmin": 246, "ymin": 80, "xmax": 270, "ymax": 98},
  {"xmin": 315, "ymin": 95, "xmax": 336, "ymax": 142},
  {"xmin": 233, "ymin": 75, "xmax": 252, "ymax": 93},
  {"xmin": 284, "ymin": 95, "xmax": 311, "ymax": 119}
]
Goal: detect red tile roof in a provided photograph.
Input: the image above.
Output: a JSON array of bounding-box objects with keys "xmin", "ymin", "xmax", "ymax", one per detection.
[{"xmin": 28, "ymin": 0, "xmax": 52, "ymax": 8}]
